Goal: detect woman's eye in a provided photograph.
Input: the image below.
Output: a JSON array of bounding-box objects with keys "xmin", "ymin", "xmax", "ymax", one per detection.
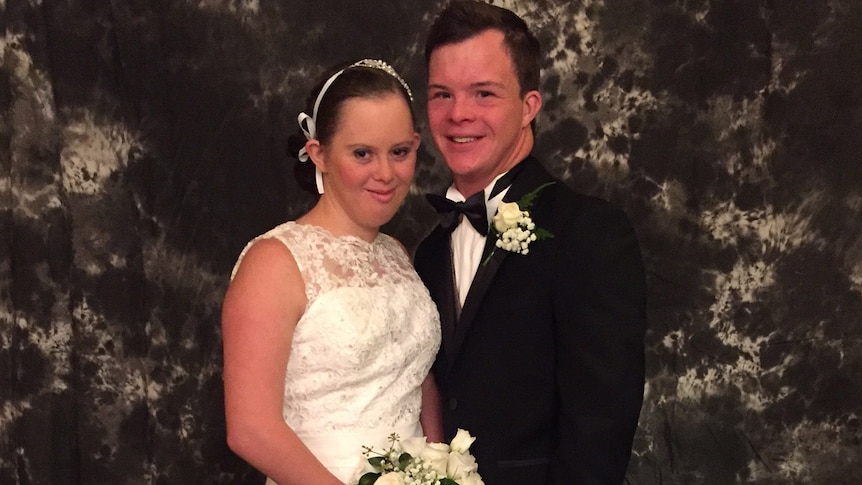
[
  {"xmin": 354, "ymin": 149, "xmax": 370, "ymax": 159},
  {"xmin": 392, "ymin": 147, "xmax": 411, "ymax": 158}
]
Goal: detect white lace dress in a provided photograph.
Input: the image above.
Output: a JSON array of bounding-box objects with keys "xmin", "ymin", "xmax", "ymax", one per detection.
[{"xmin": 231, "ymin": 222, "xmax": 441, "ymax": 484}]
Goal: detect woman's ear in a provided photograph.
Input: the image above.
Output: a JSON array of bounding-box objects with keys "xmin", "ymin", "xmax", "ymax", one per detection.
[{"xmin": 305, "ymin": 140, "xmax": 326, "ymax": 173}]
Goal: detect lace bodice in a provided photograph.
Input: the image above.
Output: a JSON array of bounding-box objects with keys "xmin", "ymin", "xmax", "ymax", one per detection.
[{"xmin": 232, "ymin": 222, "xmax": 441, "ymax": 437}]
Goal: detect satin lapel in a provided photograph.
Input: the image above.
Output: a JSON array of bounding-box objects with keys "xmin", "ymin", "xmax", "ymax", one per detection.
[
  {"xmin": 449, "ymin": 236, "xmax": 509, "ymax": 363},
  {"xmin": 446, "ymin": 157, "xmax": 554, "ymax": 366},
  {"xmin": 425, "ymin": 227, "xmax": 459, "ymax": 363}
]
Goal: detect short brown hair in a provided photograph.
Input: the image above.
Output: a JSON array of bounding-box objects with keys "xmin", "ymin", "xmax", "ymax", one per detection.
[{"xmin": 424, "ymin": 0, "xmax": 541, "ymax": 95}]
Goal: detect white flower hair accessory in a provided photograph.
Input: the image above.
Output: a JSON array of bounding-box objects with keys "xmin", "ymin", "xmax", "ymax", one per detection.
[
  {"xmin": 297, "ymin": 59, "xmax": 413, "ymax": 194},
  {"xmin": 483, "ymin": 182, "xmax": 554, "ymax": 265}
]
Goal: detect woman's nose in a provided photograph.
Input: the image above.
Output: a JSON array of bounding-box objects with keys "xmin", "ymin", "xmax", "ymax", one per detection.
[{"xmin": 375, "ymin": 158, "xmax": 395, "ymax": 181}]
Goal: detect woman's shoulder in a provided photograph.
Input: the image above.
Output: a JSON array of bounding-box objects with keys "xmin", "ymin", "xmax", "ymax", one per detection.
[
  {"xmin": 230, "ymin": 221, "xmax": 302, "ymax": 280},
  {"xmin": 228, "ymin": 236, "xmax": 302, "ymax": 289}
]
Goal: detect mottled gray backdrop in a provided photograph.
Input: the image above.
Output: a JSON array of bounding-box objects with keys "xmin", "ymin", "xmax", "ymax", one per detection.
[{"xmin": 1, "ymin": 0, "xmax": 860, "ymax": 483}]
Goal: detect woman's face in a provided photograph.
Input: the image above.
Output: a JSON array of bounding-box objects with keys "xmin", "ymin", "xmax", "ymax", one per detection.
[{"xmin": 311, "ymin": 92, "xmax": 419, "ymax": 237}]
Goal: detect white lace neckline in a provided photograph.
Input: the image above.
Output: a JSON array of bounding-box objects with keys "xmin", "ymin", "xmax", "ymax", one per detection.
[{"xmin": 294, "ymin": 221, "xmax": 383, "ymax": 248}]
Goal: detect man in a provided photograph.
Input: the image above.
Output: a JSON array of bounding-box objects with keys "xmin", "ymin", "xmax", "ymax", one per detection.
[{"xmin": 413, "ymin": 2, "xmax": 648, "ymax": 484}]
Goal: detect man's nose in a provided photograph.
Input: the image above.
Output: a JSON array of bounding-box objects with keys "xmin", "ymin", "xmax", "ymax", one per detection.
[{"xmin": 449, "ymin": 96, "xmax": 474, "ymax": 122}]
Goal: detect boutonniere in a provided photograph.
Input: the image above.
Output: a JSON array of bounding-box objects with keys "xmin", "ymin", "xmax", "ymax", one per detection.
[{"xmin": 482, "ymin": 182, "xmax": 554, "ymax": 265}]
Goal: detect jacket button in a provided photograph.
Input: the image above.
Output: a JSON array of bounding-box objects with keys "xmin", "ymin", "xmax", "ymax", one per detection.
[{"xmin": 448, "ymin": 398, "xmax": 458, "ymax": 410}]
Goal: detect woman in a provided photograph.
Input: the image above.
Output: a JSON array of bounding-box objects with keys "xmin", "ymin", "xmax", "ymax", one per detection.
[{"xmin": 222, "ymin": 59, "xmax": 442, "ymax": 484}]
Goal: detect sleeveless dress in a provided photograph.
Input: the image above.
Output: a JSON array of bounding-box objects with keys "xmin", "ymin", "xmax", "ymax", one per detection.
[{"xmin": 231, "ymin": 222, "xmax": 442, "ymax": 484}]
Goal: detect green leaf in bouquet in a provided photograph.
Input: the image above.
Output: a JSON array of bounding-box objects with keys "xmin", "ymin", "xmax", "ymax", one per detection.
[
  {"xmin": 398, "ymin": 452, "xmax": 413, "ymax": 470},
  {"xmin": 533, "ymin": 227, "xmax": 554, "ymax": 239},
  {"xmin": 357, "ymin": 471, "xmax": 381, "ymax": 485},
  {"xmin": 518, "ymin": 182, "xmax": 555, "ymax": 209},
  {"xmin": 439, "ymin": 478, "xmax": 459, "ymax": 485},
  {"xmin": 367, "ymin": 456, "xmax": 386, "ymax": 469}
]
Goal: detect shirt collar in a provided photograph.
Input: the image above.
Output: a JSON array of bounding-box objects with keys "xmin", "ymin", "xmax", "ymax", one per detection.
[{"xmin": 446, "ymin": 170, "xmax": 514, "ymax": 225}]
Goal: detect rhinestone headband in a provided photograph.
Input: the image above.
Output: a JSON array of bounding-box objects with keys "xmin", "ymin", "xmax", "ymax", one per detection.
[
  {"xmin": 296, "ymin": 59, "xmax": 414, "ymax": 193},
  {"xmin": 350, "ymin": 59, "xmax": 414, "ymax": 102}
]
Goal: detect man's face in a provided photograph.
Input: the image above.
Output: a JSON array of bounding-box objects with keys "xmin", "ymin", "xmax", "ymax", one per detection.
[{"xmin": 426, "ymin": 29, "xmax": 540, "ymax": 196}]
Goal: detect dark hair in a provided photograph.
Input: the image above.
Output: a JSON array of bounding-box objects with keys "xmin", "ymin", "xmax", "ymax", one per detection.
[
  {"xmin": 288, "ymin": 63, "xmax": 416, "ymax": 192},
  {"xmin": 424, "ymin": 0, "xmax": 541, "ymax": 96}
]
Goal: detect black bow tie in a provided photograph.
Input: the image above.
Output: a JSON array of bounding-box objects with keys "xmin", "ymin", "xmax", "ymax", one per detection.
[
  {"xmin": 426, "ymin": 162, "xmax": 528, "ymax": 234},
  {"xmin": 426, "ymin": 191, "xmax": 487, "ymax": 234}
]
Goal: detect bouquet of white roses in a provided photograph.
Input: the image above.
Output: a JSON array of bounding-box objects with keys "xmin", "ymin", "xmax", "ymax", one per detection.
[{"xmin": 356, "ymin": 429, "xmax": 484, "ymax": 485}]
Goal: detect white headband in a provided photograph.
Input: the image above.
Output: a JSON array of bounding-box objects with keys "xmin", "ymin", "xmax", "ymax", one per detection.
[{"xmin": 297, "ymin": 59, "xmax": 414, "ymax": 194}]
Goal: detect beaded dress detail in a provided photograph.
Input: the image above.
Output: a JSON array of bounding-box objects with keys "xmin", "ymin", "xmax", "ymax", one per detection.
[{"xmin": 231, "ymin": 222, "xmax": 441, "ymax": 483}]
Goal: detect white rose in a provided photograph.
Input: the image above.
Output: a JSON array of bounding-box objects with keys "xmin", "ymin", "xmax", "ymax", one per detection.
[
  {"xmin": 493, "ymin": 202, "xmax": 523, "ymax": 233},
  {"xmin": 419, "ymin": 442, "xmax": 450, "ymax": 475},
  {"xmin": 400, "ymin": 436, "xmax": 428, "ymax": 458},
  {"xmin": 446, "ymin": 450, "xmax": 478, "ymax": 479},
  {"xmin": 457, "ymin": 472, "xmax": 485, "ymax": 485},
  {"xmin": 375, "ymin": 472, "xmax": 406, "ymax": 485},
  {"xmin": 449, "ymin": 429, "xmax": 477, "ymax": 454}
]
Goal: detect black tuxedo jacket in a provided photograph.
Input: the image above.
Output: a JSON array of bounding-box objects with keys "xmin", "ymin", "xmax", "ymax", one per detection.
[{"xmin": 414, "ymin": 156, "xmax": 647, "ymax": 485}]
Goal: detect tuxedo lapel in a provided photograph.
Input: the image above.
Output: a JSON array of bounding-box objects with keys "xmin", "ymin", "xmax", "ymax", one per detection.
[
  {"xmin": 445, "ymin": 157, "xmax": 554, "ymax": 367},
  {"xmin": 448, "ymin": 236, "xmax": 508, "ymax": 363},
  {"xmin": 422, "ymin": 227, "xmax": 459, "ymax": 362}
]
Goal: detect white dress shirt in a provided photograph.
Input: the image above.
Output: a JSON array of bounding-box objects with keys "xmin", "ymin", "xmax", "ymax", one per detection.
[{"xmin": 447, "ymin": 172, "xmax": 512, "ymax": 308}]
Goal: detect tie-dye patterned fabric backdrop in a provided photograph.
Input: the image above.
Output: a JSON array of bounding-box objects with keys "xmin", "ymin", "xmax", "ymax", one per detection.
[{"xmin": 2, "ymin": 0, "xmax": 860, "ymax": 483}]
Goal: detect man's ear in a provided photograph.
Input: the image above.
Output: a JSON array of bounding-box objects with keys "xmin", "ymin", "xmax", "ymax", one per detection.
[
  {"xmin": 521, "ymin": 90, "xmax": 543, "ymax": 127},
  {"xmin": 305, "ymin": 140, "xmax": 326, "ymax": 173}
]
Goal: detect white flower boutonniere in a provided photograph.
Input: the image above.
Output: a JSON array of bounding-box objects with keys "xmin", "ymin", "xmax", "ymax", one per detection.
[
  {"xmin": 483, "ymin": 182, "xmax": 554, "ymax": 265},
  {"xmin": 357, "ymin": 430, "xmax": 484, "ymax": 485}
]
